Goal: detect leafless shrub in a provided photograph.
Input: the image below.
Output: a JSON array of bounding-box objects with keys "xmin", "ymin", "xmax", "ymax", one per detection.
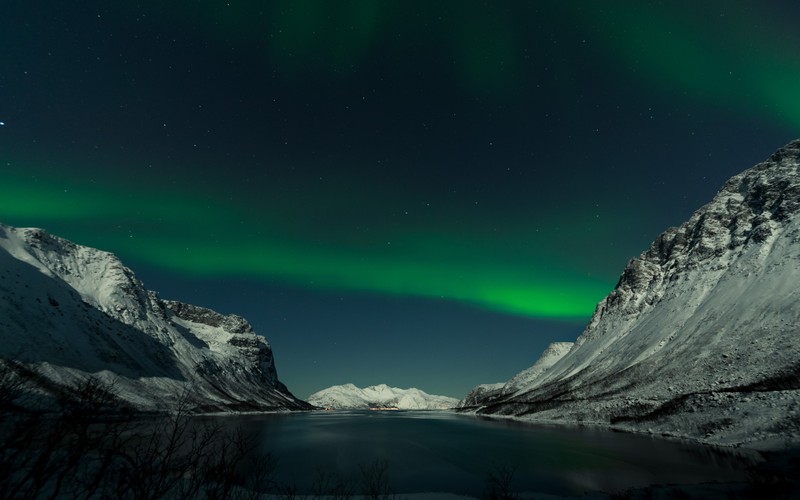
[
  {"xmin": 0, "ymin": 371, "xmax": 132, "ymax": 499},
  {"xmin": 311, "ymin": 465, "xmax": 356, "ymax": 499},
  {"xmin": 1, "ymin": 362, "xmax": 430, "ymax": 499},
  {"xmin": 483, "ymin": 463, "xmax": 520, "ymax": 500},
  {"xmin": 0, "ymin": 363, "xmax": 278, "ymax": 499},
  {"xmin": 359, "ymin": 459, "xmax": 399, "ymax": 500}
]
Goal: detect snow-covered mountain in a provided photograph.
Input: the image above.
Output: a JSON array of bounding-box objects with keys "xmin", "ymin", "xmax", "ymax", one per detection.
[
  {"xmin": 458, "ymin": 342, "xmax": 574, "ymax": 408},
  {"xmin": 457, "ymin": 383, "xmax": 504, "ymax": 409},
  {"xmin": 500, "ymin": 341, "xmax": 574, "ymax": 396},
  {"xmin": 463, "ymin": 139, "xmax": 800, "ymax": 448},
  {"xmin": 308, "ymin": 383, "xmax": 459, "ymax": 410},
  {"xmin": 0, "ymin": 223, "xmax": 311, "ymax": 412}
]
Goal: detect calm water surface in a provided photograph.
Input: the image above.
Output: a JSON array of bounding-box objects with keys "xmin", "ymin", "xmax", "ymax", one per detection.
[{"xmin": 207, "ymin": 410, "xmax": 758, "ymax": 497}]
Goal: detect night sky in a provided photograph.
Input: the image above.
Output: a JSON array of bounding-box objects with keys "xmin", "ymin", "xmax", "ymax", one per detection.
[{"xmin": 2, "ymin": 1, "xmax": 799, "ymax": 399}]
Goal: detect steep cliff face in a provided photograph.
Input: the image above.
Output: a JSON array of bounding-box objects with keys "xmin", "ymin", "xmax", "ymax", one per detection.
[
  {"xmin": 471, "ymin": 140, "xmax": 800, "ymax": 448},
  {"xmin": 0, "ymin": 223, "xmax": 310, "ymax": 411}
]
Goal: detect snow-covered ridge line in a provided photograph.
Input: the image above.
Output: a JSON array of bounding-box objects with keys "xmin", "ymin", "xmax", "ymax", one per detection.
[
  {"xmin": 461, "ymin": 139, "xmax": 800, "ymax": 449},
  {"xmin": 309, "ymin": 383, "xmax": 459, "ymax": 410},
  {"xmin": 0, "ymin": 223, "xmax": 310, "ymax": 412},
  {"xmin": 458, "ymin": 342, "xmax": 574, "ymax": 408}
]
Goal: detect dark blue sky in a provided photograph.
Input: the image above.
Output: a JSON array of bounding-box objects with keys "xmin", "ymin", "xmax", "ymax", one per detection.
[{"xmin": 1, "ymin": 1, "xmax": 798, "ymax": 398}]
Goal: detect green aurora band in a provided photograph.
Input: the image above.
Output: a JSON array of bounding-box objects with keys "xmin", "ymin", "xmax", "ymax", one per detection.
[
  {"xmin": 168, "ymin": 0, "xmax": 800, "ymax": 127},
  {"xmin": 118, "ymin": 1, "xmax": 800, "ymax": 126},
  {"xmin": 4, "ymin": 1, "xmax": 799, "ymax": 320},
  {"xmin": 572, "ymin": 2, "xmax": 800, "ymax": 129},
  {"xmin": 0, "ymin": 166, "xmax": 611, "ymax": 319}
]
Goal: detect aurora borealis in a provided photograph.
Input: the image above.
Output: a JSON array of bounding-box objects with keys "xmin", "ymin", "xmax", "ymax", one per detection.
[{"xmin": 2, "ymin": 1, "xmax": 799, "ymax": 398}]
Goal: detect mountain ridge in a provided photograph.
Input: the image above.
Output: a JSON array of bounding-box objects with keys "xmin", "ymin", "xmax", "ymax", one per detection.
[
  {"xmin": 461, "ymin": 139, "xmax": 800, "ymax": 449},
  {"xmin": 0, "ymin": 223, "xmax": 310, "ymax": 412},
  {"xmin": 308, "ymin": 383, "xmax": 459, "ymax": 410}
]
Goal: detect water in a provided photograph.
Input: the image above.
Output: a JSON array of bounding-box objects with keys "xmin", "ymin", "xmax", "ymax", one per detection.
[{"xmin": 206, "ymin": 410, "xmax": 758, "ymax": 497}]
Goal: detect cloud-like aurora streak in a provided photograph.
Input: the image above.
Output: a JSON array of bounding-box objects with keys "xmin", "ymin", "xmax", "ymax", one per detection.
[
  {"xmin": 0, "ymin": 167, "xmax": 610, "ymax": 320},
  {"xmin": 163, "ymin": 0, "xmax": 800, "ymax": 127},
  {"xmin": 570, "ymin": 2, "xmax": 800, "ymax": 129},
  {"xmin": 130, "ymin": 239, "xmax": 605, "ymax": 318}
]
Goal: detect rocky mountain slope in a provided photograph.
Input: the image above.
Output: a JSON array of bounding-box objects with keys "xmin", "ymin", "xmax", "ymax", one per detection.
[
  {"xmin": 458, "ymin": 342, "xmax": 573, "ymax": 408},
  {"xmin": 308, "ymin": 383, "xmax": 459, "ymax": 410},
  {"xmin": 0, "ymin": 223, "xmax": 311, "ymax": 412},
  {"xmin": 457, "ymin": 383, "xmax": 505, "ymax": 409},
  {"xmin": 461, "ymin": 139, "xmax": 800, "ymax": 449}
]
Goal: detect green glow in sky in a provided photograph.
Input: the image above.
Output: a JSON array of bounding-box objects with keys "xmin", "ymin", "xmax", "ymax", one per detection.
[
  {"xmin": 3, "ymin": 0, "xmax": 799, "ymax": 400},
  {"xmin": 0, "ymin": 163, "xmax": 610, "ymax": 319},
  {"xmin": 122, "ymin": 1, "xmax": 800, "ymax": 121},
  {"xmin": 572, "ymin": 2, "xmax": 800, "ymax": 128},
  {"xmin": 3, "ymin": 0, "xmax": 798, "ymax": 324},
  {"xmin": 202, "ymin": 0, "xmax": 800, "ymax": 125}
]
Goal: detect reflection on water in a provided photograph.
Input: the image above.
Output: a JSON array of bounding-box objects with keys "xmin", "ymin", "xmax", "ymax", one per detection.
[{"xmin": 200, "ymin": 410, "xmax": 759, "ymax": 497}]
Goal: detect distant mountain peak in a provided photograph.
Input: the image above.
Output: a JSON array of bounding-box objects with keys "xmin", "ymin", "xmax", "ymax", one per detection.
[{"xmin": 308, "ymin": 383, "xmax": 458, "ymax": 410}]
